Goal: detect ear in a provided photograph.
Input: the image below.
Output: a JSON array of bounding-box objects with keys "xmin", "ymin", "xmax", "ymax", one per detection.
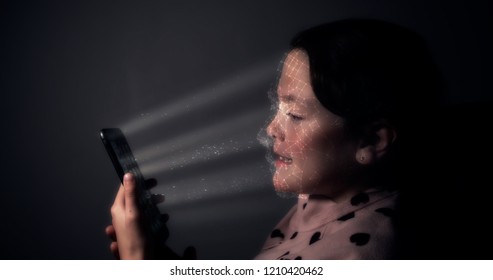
[{"xmin": 355, "ymin": 120, "xmax": 397, "ymax": 165}]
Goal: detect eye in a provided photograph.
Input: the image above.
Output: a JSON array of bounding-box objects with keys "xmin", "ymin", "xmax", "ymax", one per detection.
[{"xmin": 287, "ymin": 112, "xmax": 304, "ymax": 122}]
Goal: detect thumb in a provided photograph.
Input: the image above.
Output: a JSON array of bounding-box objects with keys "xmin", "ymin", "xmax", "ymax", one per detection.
[{"xmin": 123, "ymin": 173, "xmax": 139, "ymax": 216}]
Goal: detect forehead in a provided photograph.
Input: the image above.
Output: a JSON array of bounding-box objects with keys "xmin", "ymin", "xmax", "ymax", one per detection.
[{"xmin": 277, "ymin": 49, "xmax": 315, "ymax": 104}]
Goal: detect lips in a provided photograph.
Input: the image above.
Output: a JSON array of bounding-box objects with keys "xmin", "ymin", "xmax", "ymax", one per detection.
[
  {"xmin": 277, "ymin": 155, "xmax": 293, "ymax": 163},
  {"xmin": 273, "ymin": 151, "xmax": 293, "ymax": 167}
]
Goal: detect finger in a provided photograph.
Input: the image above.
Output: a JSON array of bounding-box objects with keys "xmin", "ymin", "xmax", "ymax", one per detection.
[
  {"xmin": 156, "ymin": 245, "xmax": 180, "ymax": 260},
  {"xmin": 144, "ymin": 178, "xmax": 158, "ymax": 189},
  {"xmin": 151, "ymin": 194, "xmax": 165, "ymax": 205},
  {"xmin": 105, "ymin": 225, "xmax": 117, "ymax": 241},
  {"xmin": 123, "ymin": 173, "xmax": 139, "ymax": 217},
  {"xmin": 113, "ymin": 183, "xmax": 125, "ymax": 209},
  {"xmin": 160, "ymin": 213, "xmax": 170, "ymax": 223},
  {"xmin": 183, "ymin": 246, "xmax": 197, "ymax": 260},
  {"xmin": 159, "ymin": 214, "xmax": 170, "ymax": 241},
  {"xmin": 110, "ymin": 241, "xmax": 120, "ymax": 259}
]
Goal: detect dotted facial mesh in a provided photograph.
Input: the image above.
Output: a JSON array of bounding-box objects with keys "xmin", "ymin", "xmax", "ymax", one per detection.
[{"xmin": 258, "ymin": 50, "xmax": 346, "ymax": 199}]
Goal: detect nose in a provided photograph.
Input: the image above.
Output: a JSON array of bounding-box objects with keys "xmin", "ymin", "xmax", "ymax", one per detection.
[{"xmin": 267, "ymin": 114, "xmax": 284, "ymax": 142}]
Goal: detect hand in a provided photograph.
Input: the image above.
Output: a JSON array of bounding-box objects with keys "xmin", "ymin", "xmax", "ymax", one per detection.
[
  {"xmin": 106, "ymin": 173, "xmax": 153, "ymax": 259},
  {"xmin": 105, "ymin": 173, "xmax": 197, "ymax": 259}
]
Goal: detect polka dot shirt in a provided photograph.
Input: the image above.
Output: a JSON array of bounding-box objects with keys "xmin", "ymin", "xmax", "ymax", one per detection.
[{"xmin": 254, "ymin": 189, "xmax": 398, "ymax": 260}]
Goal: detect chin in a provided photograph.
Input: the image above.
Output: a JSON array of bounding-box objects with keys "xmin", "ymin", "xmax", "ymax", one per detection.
[
  {"xmin": 273, "ymin": 176, "xmax": 303, "ymax": 194},
  {"xmin": 273, "ymin": 185, "xmax": 300, "ymax": 199}
]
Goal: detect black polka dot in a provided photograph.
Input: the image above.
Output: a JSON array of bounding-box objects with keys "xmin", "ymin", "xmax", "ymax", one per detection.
[
  {"xmin": 309, "ymin": 232, "xmax": 321, "ymax": 245},
  {"xmin": 375, "ymin": 207, "xmax": 394, "ymax": 217},
  {"xmin": 290, "ymin": 232, "xmax": 298, "ymax": 239},
  {"xmin": 337, "ymin": 212, "xmax": 355, "ymax": 221},
  {"xmin": 294, "ymin": 256, "xmax": 302, "ymax": 260},
  {"xmin": 350, "ymin": 233, "xmax": 370, "ymax": 246},
  {"xmin": 270, "ymin": 229, "xmax": 284, "ymax": 239},
  {"xmin": 351, "ymin": 193, "xmax": 370, "ymax": 206},
  {"xmin": 303, "ymin": 203, "xmax": 307, "ymax": 209}
]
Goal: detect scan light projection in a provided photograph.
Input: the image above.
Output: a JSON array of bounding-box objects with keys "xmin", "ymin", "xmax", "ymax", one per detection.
[
  {"xmin": 122, "ymin": 60, "xmax": 275, "ymax": 135},
  {"xmin": 116, "ymin": 51, "xmax": 344, "ymax": 211},
  {"xmin": 260, "ymin": 49, "xmax": 345, "ymax": 198},
  {"xmin": 118, "ymin": 59, "xmax": 279, "ymax": 210}
]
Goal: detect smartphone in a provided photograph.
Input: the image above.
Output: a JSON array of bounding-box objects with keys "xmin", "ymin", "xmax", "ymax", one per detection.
[
  {"xmin": 100, "ymin": 128, "xmax": 144, "ymax": 184},
  {"xmin": 100, "ymin": 128, "xmax": 166, "ymax": 242}
]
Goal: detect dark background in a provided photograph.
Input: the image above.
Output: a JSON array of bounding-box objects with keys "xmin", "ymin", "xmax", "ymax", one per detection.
[{"xmin": 1, "ymin": 0, "xmax": 492, "ymax": 259}]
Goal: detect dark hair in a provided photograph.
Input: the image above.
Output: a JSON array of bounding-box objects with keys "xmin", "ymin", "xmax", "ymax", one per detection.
[
  {"xmin": 290, "ymin": 19, "xmax": 443, "ymax": 191},
  {"xmin": 290, "ymin": 19, "xmax": 442, "ymax": 134},
  {"xmin": 290, "ymin": 20, "xmax": 448, "ymax": 258}
]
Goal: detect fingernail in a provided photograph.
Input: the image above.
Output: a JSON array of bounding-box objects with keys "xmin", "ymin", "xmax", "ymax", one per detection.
[
  {"xmin": 124, "ymin": 173, "xmax": 133, "ymax": 181},
  {"xmin": 151, "ymin": 194, "xmax": 165, "ymax": 204}
]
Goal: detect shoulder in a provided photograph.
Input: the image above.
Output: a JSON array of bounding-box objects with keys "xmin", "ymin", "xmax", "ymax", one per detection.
[
  {"xmin": 255, "ymin": 190, "xmax": 400, "ymax": 260},
  {"xmin": 300, "ymin": 191, "xmax": 398, "ymax": 259}
]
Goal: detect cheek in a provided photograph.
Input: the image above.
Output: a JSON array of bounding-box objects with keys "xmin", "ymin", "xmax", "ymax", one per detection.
[
  {"xmin": 290, "ymin": 124, "xmax": 334, "ymax": 159},
  {"xmin": 297, "ymin": 138, "xmax": 333, "ymax": 175},
  {"xmin": 285, "ymin": 126, "xmax": 311, "ymax": 155},
  {"xmin": 295, "ymin": 126, "xmax": 345, "ymax": 175}
]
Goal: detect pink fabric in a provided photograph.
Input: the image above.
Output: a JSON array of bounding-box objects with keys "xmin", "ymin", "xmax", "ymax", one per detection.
[{"xmin": 255, "ymin": 189, "xmax": 399, "ymax": 260}]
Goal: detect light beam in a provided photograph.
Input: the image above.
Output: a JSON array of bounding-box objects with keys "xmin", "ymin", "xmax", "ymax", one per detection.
[{"xmin": 120, "ymin": 58, "xmax": 277, "ymax": 135}]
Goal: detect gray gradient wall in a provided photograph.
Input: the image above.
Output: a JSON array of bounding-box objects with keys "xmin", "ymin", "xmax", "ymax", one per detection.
[{"xmin": 1, "ymin": 0, "xmax": 492, "ymax": 259}]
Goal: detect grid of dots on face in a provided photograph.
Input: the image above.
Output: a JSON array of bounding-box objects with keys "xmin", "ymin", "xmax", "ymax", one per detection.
[{"xmin": 266, "ymin": 50, "xmax": 355, "ymax": 198}]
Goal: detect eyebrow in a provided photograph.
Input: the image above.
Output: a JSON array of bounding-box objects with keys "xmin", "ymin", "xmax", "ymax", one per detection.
[
  {"xmin": 279, "ymin": 94, "xmax": 312, "ymax": 106},
  {"xmin": 279, "ymin": 94, "xmax": 297, "ymax": 103}
]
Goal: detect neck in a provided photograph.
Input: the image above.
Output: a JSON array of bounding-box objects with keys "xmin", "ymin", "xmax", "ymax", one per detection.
[{"xmin": 303, "ymin": 181, "xmax": 371, "ymax": 203}]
